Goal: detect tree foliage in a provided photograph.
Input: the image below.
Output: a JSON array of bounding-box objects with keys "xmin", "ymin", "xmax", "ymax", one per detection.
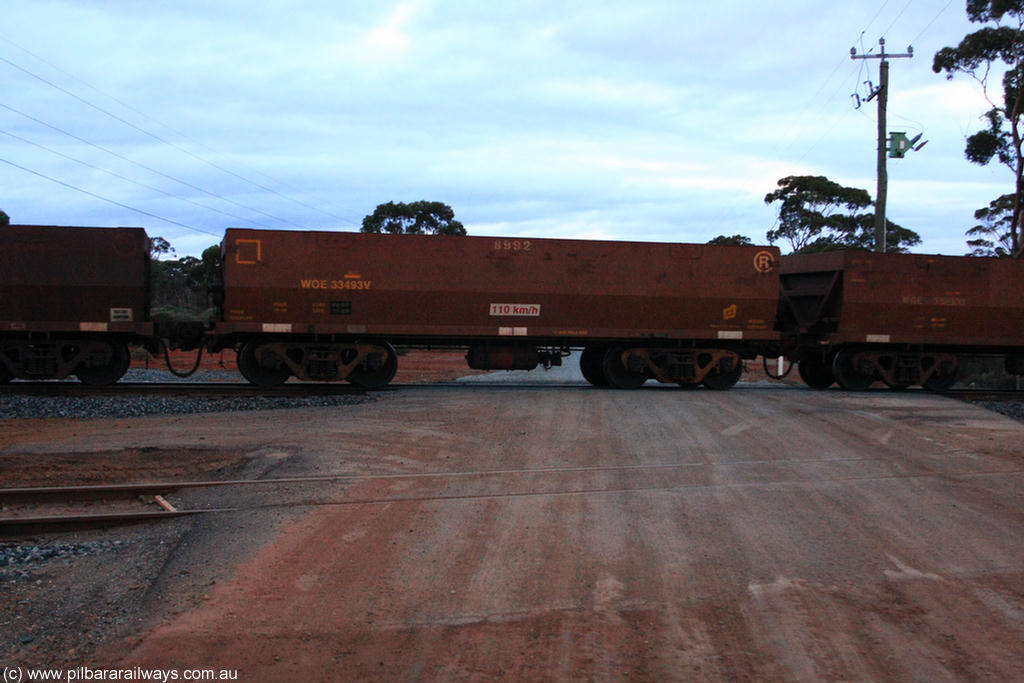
[
  {"xmin": 765, "ymin": 176, "xmax": 872, "ymax": 252},
  {"xmin": 149, "ymin": 238, "xmax": 221, "ymax": 317},
  {"xmin": 764, "ymin": 175, "xmax": 920, "ymax": 254},
  {"xmin": 148, "ymin": 235, "xmax": 175, "ymax": 259},
  {"xmin": 706, "ymin": 234, "xmax": 753, "ymax": 246},
  {"xmin": 967, "ymin": 193, "xmax": 1016, "ymax": 256},
  {"xmin": 933, "ymin": 0, "xmax": 1024, "ymax": 256},
  {"xmin": 0, "ymin": 209, "xmax": 9, "ymax": 227},
  {"xmin": 361, "ymin": 200, "xmax": 466, "ymax": 235}
]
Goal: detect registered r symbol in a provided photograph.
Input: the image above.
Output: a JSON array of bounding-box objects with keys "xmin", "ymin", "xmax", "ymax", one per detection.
[{"xmin": 753, "ymin": 250, "xmax": 775, "ymax": 273}]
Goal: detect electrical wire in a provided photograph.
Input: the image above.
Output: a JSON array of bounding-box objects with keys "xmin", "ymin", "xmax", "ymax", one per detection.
[
  {"xmin": 0, "ymin": 128, "xmax": 278, "ymax": 229},
  {"xmin": 0, "ymin": 44, "xmax": 360, "ymax": 226},
  {"xmin": 0, "ymin": 102, "xmax": 297, "ymax": 228},
  {"xmin": 881, "ymin": 0, "xmax": 916, "ymax": 41},
  {"xmin": 861, "ymin": 0, "xmax": 891, "ymax": 39},
  {"xmin": 909, "ymin": 0, "xmax": 955, "ymax": 46},
  {"xmin": 0, "ymin": 155, "xmax": 219, "ymax": 237},
  {"xmin": 770, "ymin": 1, "xmax": 902, "ymax": 168}
]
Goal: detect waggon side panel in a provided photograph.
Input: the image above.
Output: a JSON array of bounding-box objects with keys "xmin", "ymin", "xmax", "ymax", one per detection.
[
  {"xmin": 0, "ymin": 225, "xmax": 153, "ymax": 335},
  {"xmin": 781, "ymin": 251, "xmax": 1024, "ymax": 349},
  {"xmin": 217, "ymin": 230, "xmax": 781, "ymax": 344}
]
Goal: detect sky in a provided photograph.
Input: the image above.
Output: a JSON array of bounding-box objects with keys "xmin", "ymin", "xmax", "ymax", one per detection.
[{"xmin": 0, "ymin": 1, "xmax": 1010, "ymax": 257}]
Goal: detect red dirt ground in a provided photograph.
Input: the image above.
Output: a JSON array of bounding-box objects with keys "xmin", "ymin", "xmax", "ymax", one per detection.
[{"xmin": 4, "ymin": 355, "xmax": 1023, "ymax": 680}]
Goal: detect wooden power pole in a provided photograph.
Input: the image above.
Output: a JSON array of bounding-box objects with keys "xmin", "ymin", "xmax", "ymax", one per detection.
[{"xmin": 851, "ymin": 38, "xmax": 913, "ymax": 252}]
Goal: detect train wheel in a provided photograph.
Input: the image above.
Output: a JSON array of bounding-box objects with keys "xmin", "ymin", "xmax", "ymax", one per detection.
[
  {"xmin": 237, "ymin": 340, "xmax": 292, "ymax": 387},
  {"xmin": 579, "ymin": 347, "xmax": 610, "ymax": 387},
  {"xmin": 797, "ymin": 358, "xmax": 834, "ymax": 389},
  {"xmin": 347, "ymin": 342, "xmax": 398, "ymax": 389},
  {"xmin": 701, "ymin": 361, "xmax": 742, "ymax": 390},
  {"xmin": 76, "ymin": 341, "xmax": 130, "ymax": 386},
  {"xmin": 831, "ymin": 348, "xmax": 874, "ymax": 391},
  {"xmin": 602, "ymin": 347, "xmax": 646, "ymax": 389},
  {"xmin": 923, "ymin": 366, "xmax": 958, "ymax": 392}
]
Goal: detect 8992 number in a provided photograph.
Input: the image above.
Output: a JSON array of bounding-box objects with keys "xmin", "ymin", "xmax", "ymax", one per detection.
[{"xmin": 493, "ymin": 239, "xmax": 531, "ymax": 252}]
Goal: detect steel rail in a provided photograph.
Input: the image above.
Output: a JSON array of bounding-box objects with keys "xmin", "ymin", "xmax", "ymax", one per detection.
[
  {"xmin": 0, "ymin": 454, "xmax": 886, "ymax": 501},
  {"xmin": 0, "ymin": 508, "xmax": 232, "ymax": 533},
  {"xmin": 4, "ymin": 441, "xmax": 1013, "ymax": 502},
  {"xmin": 944, "ymin": 388, "xmax": 1024, "ymax": 401},
  {"xmin": 6, "ymin": 460, "xmax": 1022, "ymax": 535}
]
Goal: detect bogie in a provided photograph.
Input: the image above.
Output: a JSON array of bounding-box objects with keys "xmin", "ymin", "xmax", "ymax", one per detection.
[
  {"xmin": 346, "ymin": 342, "xmax": 399, "ymax": 389},
  {"xmin": 236, "ymin": 338, "xmax": 399, "ymax": 388},
  {"xmin": 797, "ymin": 357, "xmax": 835, "ymax": 390},
  {"xmin": 237, "ymin": 339, "xmax": 293, "ymax": 387},
  {"xmin": 602, "ymin": 347, "xmax": 647, "ymax": 390},
  {"xmin": 0, "ymin": 339, "xmax": 130, "ymax": 385},
  {"xmin": 75, "ymin": 341, "xmax": 131, "ymax": 386},
  {"xmin": 701, "ymin": 360, "xmax": 743, "ymax": 390},
  {"xmin": 579, "ymin": 347, "xmax": 610, "ymax": 387},
  {"xmin": 922, "ymin": 357, "xmax": 958, "ymax": 392},
  {"xmin": 831, "ymin": 348, "xmax": 875, "ymax": 391}
]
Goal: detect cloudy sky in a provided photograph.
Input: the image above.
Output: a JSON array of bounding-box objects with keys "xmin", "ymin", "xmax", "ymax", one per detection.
[{"xmin": 0, "ymin": 1, "xmax": 1008, "ymax": 256}]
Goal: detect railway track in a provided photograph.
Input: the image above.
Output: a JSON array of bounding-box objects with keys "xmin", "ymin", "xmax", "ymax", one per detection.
[
  {"xmin": 944, "ymin": 387, "xmax": 1024, "ymax": 402},
  {"xmin": 6, "ymin": 449, "xmax": 1024, "ymax": 536},
  {"xmin": 0, "ymin": 459, "xmax": 870, "ymax": 534}
]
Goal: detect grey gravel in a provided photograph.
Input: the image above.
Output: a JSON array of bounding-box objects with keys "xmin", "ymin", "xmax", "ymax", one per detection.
[
  {"xmin": 0, "ymin": 369, "xmax": 375, "ymax": 420},
  {"xmin": 1, "ymin": 540, "xmax": 124, "ymax": 567},
  {"xmin": 122, "ymin": 368, "xmax": 243, "ymax": 383},
  {"xmin": 977, "ymin": 400, "xmax": 1024, "ymax": 423},
  {"xmin": 1, "ymin": 541, "xmax": 126, "ymax": 582}
]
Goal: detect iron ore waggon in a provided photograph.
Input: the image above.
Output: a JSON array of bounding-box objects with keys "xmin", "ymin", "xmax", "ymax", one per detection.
[
  {"xmin": 212, "ymin": 229, "xmax": 782, "ymax": 389},
  {"xmin": 0, "ymin": 225, "xmax": 153, "ymax": 384},
  {"xmin": 15, "ymin": 224, "xmax": 1024, "ymax": 394},
  {"xmin": 778, "ymin": 250, "xmax": 1024, "ymax": 390}
]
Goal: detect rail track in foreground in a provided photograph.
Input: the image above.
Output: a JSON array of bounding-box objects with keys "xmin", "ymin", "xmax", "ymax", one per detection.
[
  {"xmin": 6, "ymin": 442, "xmax": 1024, "ymax": 536},
  {"xmin": 943, "ymin": 387, "xmax": 1024, "ymax": 402}
]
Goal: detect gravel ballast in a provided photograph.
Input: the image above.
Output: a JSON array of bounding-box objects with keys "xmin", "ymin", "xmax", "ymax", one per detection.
[{"xmin": 0, "ymin": 369, "xmax": 375, "ymax": 420}]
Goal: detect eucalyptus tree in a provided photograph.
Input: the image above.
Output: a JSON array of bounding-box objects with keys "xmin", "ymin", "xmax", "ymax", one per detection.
[
  {"xmin": 765, "ymin": 175, "xmax": 920, "ymax": 254},
  {"xmin": 933, "ymin": 0, "xmax": 1024, "ymax": 256},
  {"xmin": 361, "ymin": 201, "xmax": 466, "ymax": 235}
]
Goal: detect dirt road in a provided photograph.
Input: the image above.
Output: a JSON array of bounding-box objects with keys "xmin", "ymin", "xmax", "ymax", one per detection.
[{"xmin": 5, "ymin": 379, "xmax": 1024, "ymax": 681}]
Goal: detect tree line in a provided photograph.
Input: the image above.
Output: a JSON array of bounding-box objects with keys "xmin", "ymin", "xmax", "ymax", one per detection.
[{"xmin": 148, "ymin": 238, "xmax": 222, "ymax": 320}]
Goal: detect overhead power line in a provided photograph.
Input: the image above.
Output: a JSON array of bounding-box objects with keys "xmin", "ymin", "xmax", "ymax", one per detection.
[
  {"xmin": 0, "ymin": 36, "xmax": 361, "ymax": 226},
  {"xmin": 0, "ymin": 155, "xmax": 219, "ymax": 237},
  {"xmin": 910, "ymin": 0, "xmax": 955, "ymax": 46},
  {"xmin": 0, "ymin": 102, "xmax": 299, "ymax": 228},
  {"xmin": 0, "ymin": 56, "xmax": 308, "ymax": 229},
  {"xmin": 0, "ymin": 127, "xmax": 278, "ymax": 229},
  {"xmin": 881, "ymin": 0, "xmax": 915, "ymax": 39},
  {"xmin": 860, "ymin": 0, "xmax": 891, "ymax": 39}
]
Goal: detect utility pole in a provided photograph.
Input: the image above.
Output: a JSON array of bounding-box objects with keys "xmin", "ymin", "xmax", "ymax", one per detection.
[{"xmin": 851, "ymin": 38, "xmax": 913, "ymax": 252}]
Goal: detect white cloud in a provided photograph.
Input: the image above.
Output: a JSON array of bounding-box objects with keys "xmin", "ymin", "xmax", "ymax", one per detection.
[
  {"xmin": 351, "ymin": 0, "xmax": 423, "ymax": 64},
  {"xmin": 900, "ymin": 80, "xmax": 992, "ymax": 119}
]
